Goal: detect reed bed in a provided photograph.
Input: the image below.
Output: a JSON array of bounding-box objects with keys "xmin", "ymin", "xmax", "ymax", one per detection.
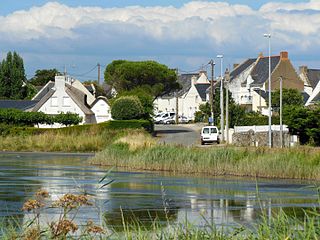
[
  {"xmin": 91, "ymin": 144, "xmax": 320, "ymax": 180},
  {"xmin": 0, "ymin": 128, "xmax": 128, "ymax": 152}
]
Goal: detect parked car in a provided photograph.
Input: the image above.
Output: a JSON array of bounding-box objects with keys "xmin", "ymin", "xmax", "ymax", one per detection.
[
  {"xmin": 154, "ymin": 112, "xmax": 176, "ymax": 124},
  {"xmin": 200, "ymin": 126, "xmax": 220, "ymax": 145}
]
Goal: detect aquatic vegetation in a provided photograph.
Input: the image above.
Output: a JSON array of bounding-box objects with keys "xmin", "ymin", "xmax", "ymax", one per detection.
[{"xmin": 91, "ymin": 144, "xmax": 320, "ymax": 180}]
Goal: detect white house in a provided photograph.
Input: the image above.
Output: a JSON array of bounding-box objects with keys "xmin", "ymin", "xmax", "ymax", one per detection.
[
  {"xmin": 228, "ymin": 51, "xmax": 305, "ymax": 115},
  {"xmin": 32, "ymin": 75, "xmax": 112, "ymax": 127},
  {"xmin": 299, "ymin": 66, "xmax": 320, "ymax": 106},
  {"xmin": 154, "ymin": 71, "xmax": 210, "ymax": 119}
]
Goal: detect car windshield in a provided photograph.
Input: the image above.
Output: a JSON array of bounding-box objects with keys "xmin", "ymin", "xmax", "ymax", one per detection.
[
  {"xmin": 203, "ymin": 128, "xmax": 210, "ymax": 134},
  {"xmin": 211, "ymin": 128, "xmax": 217, "ymax": 133}
]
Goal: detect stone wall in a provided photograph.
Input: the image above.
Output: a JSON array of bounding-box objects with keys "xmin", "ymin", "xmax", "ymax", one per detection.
[{"xmin": 232, "ymin": 130, "xmax": 295, "ymax": 147}]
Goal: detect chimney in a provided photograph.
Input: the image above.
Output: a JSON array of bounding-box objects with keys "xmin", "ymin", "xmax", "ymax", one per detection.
[
  {"xmin": 280, "ymin": 51, "xmax": 288, "ymax": 60},
  {"xmin": 199, "ymin": 70, "xmax": 207, "ymax": 76},
  {"xmin": 54, "ymin": 76, "xmax": 65, "ymax": 92},
  {"xmin": 191, "ymin": 76, "xmax": 197, "ymax": 85},
  {"xmin": 225, "ymin": 68, "xmax": 230, "ymax": 82},
  {"xmin": 299, "ymin": 66, "xmax": 308, "ymax": 75},
  {"xmin": 233, "ymin": 63, "xmax": 239, "ymax": 69}
]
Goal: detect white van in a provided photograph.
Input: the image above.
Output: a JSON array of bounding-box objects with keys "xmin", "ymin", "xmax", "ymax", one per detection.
[{"xmin": 200, "ymin": 126, "xmax": 220, "ymax": 145}]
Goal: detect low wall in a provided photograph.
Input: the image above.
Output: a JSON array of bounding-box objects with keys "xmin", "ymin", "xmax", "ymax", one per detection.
[{"xmin": 232, "ymin": 130, "xmax": 297, "ymax": 147}]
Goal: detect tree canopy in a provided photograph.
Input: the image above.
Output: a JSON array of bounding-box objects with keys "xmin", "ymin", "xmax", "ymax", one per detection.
[
  {"xmin": 0, "ymin": 51, "xmax": 27, "ymax": 99},
  {"xmin": 270, "ymin": 88, "xmax": 304, "ymax": 112},
  {"xmin": 104, "ymin": 60, "xmax": 180, "ymax": 97},
  {"xmin": 29, "ymin": 69, "xmax": 61, "ymax": 86}
]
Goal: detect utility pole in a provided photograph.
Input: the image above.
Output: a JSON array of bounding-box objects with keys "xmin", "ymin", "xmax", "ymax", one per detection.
[
  {"xmin": 97, "ymin": 63, "xmax": 101, "ymax": 85},
  {"xmin": 217, "ymin": 55, "xmax": 224, "ymax": 142},
  {"xmin": 225, "ymin": 69, "xmax": 230, "ymax": 144},
  {"xmin": 279, "ymin": 76, "xmax": 283, "ymax": 148},
  {"xmin": 209, "ymin": 60, "xmax": 215, "ymax": 125},
  {"xmin": 175, "ymin": 68, "xmax": 179, "ymax": 124}
]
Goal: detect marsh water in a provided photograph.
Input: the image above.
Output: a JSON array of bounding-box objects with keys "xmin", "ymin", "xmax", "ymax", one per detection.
[{"xmin": 0, "ymin": 152, "xmax": 319, "ymax": 230}]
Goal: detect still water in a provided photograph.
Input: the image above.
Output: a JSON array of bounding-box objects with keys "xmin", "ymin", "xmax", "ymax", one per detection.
[{"xmin": 0, "ymin": 152, "xmax": 319, "ymax": 230}]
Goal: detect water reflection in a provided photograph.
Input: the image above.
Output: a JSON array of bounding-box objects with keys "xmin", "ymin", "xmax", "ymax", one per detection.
[{"xmin": 0, "ymin": 152, "xmax": 318, "ymax": 231}]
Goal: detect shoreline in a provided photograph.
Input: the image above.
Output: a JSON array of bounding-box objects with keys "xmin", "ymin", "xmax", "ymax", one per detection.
[{"xmin": 0, "ymin": 151, "xmax": 95, "ymax": 157}]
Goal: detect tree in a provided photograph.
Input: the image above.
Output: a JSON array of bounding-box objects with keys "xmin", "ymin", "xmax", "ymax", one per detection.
[
  {"xmin": 29, "ymin": 69, "xmax": 61, "ymax": 86},
  {"xmin": 111, "ymin": 87, "xmax": 154, "ymax": 120},
  {"xmin": 111, "ymin": 96, "xmax": 144, "ymax": 120},
  {"xmin": 270, "ymin": 88, "xmax": 304, "ymax": 113},
  {"xmin": 0, "ymin": 51, "xmax": 27, "ymax": 99},
  {"xmin": 104, "ymin": 60, "xmax": 180, "ymax": 97}
]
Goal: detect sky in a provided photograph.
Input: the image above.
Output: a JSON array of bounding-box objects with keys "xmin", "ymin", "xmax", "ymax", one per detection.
[{"xmin": 0, "ymin": 0, "xmax": 318, "ymax": 81}]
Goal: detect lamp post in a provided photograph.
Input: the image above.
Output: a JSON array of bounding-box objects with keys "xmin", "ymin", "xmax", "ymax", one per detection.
[
  {"xmin": 209, "ymin": 60, "xmax": 215, "ymax": 125},
  {"xmin": 279, "ymin": 76, "xmax": 283, "ymax": 148},
  {"xmin": 264, "ymin": 33, "xmax": 272, "ymax": 148},
  {"xmin": 217, "ymin": 54, "xmax": 224, "ymax": 142}
]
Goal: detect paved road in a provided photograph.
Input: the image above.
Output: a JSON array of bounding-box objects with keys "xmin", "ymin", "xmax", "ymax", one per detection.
[{"xmin": 155, "ymin": 124, "xmax": 204, "ymax": 146}]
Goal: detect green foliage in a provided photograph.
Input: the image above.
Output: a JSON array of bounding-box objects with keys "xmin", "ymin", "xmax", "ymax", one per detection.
[
  {"xmin": 111, "ymin": 87, "xmax": 154, "ymax": 120},
  {"xmin": 0, "ymin": 51, "xmax": 27, "ymax": 99},
  {"xmin": 54, "ymin": 112, "xmax": 82, "ymax": 126},
  {"xmin": 195, "ymin": 90, "xmax": 247, "ymax": 128},
  {"xmin": 111, "ymin": 96, "xmax": 144, "ymax": 120},
  {"xmin": 83, "ymin": 80, "xmax": 110, "ymax": 98},
  {"xmin": 271, "ymin": 88, "xmax": 304, "ymax": 112},
  {"xmin": 0, "ymin": 109, "xmax": 82, "ymax": 127},
  {"xmin": 241, "ymin": 112, "xmax": 280, "ymax": 126},
  {"xmin": 104, "ymin": 60, "xmax": 180, "ymax": 97},
  {"xmin": 283, "ymin": 105, "xmax": 320, "ymax": 145},
  {"xmin": 29, "ymin": 69, "xmax": 61, "ymax": 86},
  {"xmin": 105, "ymin": 120, "xmax": 154, "ymax": 133}
]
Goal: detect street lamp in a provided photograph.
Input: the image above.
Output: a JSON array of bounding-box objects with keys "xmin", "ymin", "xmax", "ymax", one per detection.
[
  {"xmin": 217, "ymin": 54, "xmax": 224, "ymax": 142},
  {"xmin": 264, "ymin": 33, "xmax": 272, "ymax": 148},
  {"xmin": 279, "ymin": 76, "xmax": 283, "ymax": 148}
]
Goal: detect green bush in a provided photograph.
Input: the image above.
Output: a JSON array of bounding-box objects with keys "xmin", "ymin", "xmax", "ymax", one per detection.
[
  {"xmin": 105, "ymin": 120, "xmax": 154, "ymax": 133},
  {"xmin": 111, "ymin": 96, "xmax": 144, "ymax": 120},
  {"xmin": 0, "ymin": 109, "xmax": 82, "ymax": 126},
  {"xmin": 54, "ymin": 112, "xmax": 82, "ymax": 126}
]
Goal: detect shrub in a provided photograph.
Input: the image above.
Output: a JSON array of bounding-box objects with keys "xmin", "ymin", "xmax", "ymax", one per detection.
[
  {"xmin": 105, "ymin": 120, "xmax": 154, "ymax": 133},
  {"xmin": 111, "ymin": 96, "xmax": 144, "ymax": 120},
  {"xmin": 54, "ymin": 112, "xmax": 82, "ymax": 126}
]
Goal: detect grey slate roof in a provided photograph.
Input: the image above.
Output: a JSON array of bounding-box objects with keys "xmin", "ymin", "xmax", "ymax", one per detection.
[
  {"xmin": 230, "ymin": 58, "xmax": 256, "ymax": 81},
  {"xmin": 254, "ymin": 89, "xmax": 310, "ymax": 104},
  {"xmin": 0, "ymin": 100, "xmax": 39, "ymax": 110},
  {"xmin": 65, "ymin": 85, "xmax": 94, "ymax": 115},
  {"xmin": 253, "ymin": 89, "xmax": 268, "ymax": 100},
  {"xmin": 32, "ymin": 89, "xmax": 55, "ymax": 112},
  {"xmin": 306, "ymin": 69, "xmax": 320, "ymax": 89},
  {"xmin": 33, "ymin": 81, "xmax": 55, "ymax": 101},
  {"xmin": 194, "ymin": 84, "xmax": 210, "ymax": 101},
  {"xmin": 33, "ymin": 84, "xmax": 94, "ymax": 115},
  {"xmin": 251, "ymin": 56, "xmax": 280, "ymax": 85},
  {"xmin": 161, "ymin": 73, "xmax": 198, "ymax": 98}
]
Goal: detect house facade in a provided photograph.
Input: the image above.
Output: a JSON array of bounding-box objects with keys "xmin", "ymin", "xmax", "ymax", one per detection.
[
  {"xmin": 228, "ymin": 51, "xmax": 304, "ymax": 115},
  {"xmin": 299, "ymin": 66, "xmax": 320, "ymax": 106},
  {"xmin": 32, "ymin": 75, "xmax": 111, "ymax": 127},
  {"xmin": 154, "ymin": 72, "xmax": 210, "ymax": 119}
]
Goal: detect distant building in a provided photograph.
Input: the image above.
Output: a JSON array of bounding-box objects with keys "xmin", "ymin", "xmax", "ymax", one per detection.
[
  {"xmin": 228, "ymin": 51, "xmax": 304, "ymax": 115},
  {"xmin": 31, "ymin": 76, "xmax": 111, "ymax": 127},
  {"xmin": 299, "ymin": 66, "xmax": 320, "ymax": 106},
  {"xmin": 154, "ymin": 71, "xmax": 210, "ymax": 119}
]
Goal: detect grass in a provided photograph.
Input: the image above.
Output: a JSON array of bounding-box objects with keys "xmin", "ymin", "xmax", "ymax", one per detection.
[
  {"xmin": 0, "ymin": 121, "xmax": 151, "ymax": 153},
  {"xmin": 91, "ymin": 139, "xmax": 320, "ymax": 180}
]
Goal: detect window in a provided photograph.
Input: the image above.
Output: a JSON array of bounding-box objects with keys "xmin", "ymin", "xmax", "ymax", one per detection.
[
  {"xmin": 63, "ymin": 97, "xmax": 71, "ymax": 107},
  {"xmin": 51, "ymin": 97, "xmax": 58, "ymax": 107},
  {"xmin": 211, "ymin": 128, "xmax": 217, "ymax": 134}
]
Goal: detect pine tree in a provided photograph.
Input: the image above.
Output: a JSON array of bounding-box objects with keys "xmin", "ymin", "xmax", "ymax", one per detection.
[{"xmin": 0, "ymin": 51, "xmax": 27, "ymax": 99}]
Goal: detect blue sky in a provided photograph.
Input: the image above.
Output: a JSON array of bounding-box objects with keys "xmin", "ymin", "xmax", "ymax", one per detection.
[
  {"xmin": 0, "ymin": 0, "xmax": 309, "ymax": 15},
  {"xmin": 0, "ymin": 0, "xmax": 318, "ymax": 80}
]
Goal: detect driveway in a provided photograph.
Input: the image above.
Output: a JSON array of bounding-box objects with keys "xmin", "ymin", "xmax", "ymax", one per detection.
[{"xmin": 155, "ymin": 124, "xmax": 204, "ymax": 146}]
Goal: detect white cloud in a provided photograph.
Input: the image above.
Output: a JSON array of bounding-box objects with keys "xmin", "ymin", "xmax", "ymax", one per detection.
[{"xmin": 0, "ymin": 1, "xmax": 319, "ymax": 75}]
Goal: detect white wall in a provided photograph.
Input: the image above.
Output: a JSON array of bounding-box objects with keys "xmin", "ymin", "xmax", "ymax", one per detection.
[{"xmin": 91, "ymin": 99, "xmax": 112, "ymax": 123}]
